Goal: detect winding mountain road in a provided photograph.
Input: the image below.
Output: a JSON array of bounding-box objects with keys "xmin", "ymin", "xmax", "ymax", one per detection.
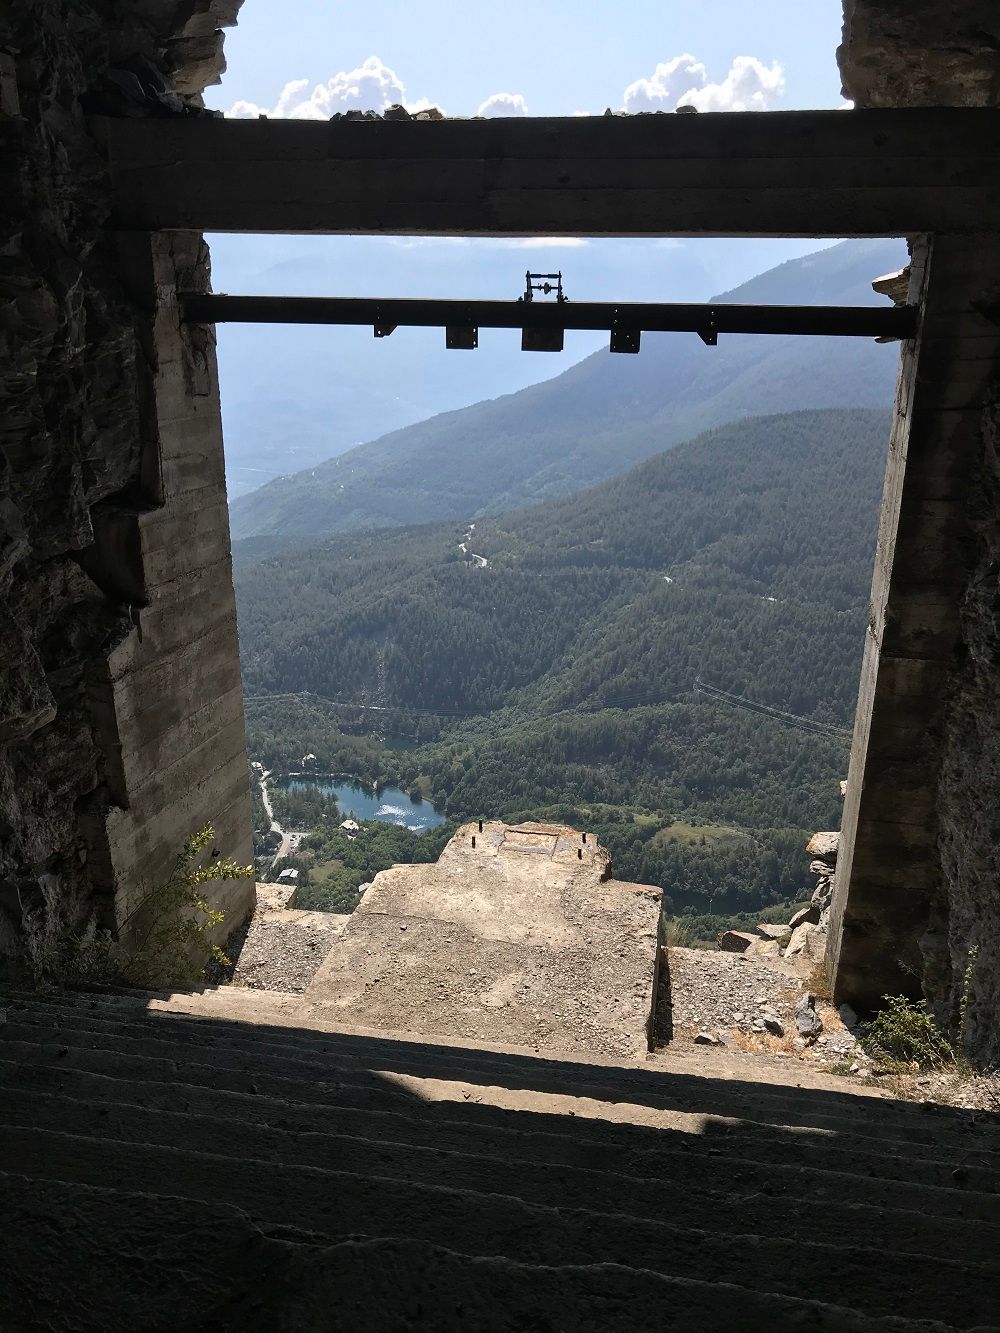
[{"xmin": 260, "ymin": 770, "xmax": 295, "ymax": 867}]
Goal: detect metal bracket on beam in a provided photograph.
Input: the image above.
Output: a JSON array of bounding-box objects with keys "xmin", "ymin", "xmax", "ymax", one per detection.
[
  {"xmin": 446, "ymin": 325, "xmax": 478, "ymax": 349},
  {"xmin": 373, "ymin": 305, "xmax": 396, "ymax": 338},
  {"xmin": 697, "ymin": 311, "xmax": 718, "ymax": 346},
  {"xmin": 610, "ymin": 319, "xmax": 640, "ymax": 354},
  {"xmin": 522, "ymin": 326, "xmax": 564, "ymax": 353}
]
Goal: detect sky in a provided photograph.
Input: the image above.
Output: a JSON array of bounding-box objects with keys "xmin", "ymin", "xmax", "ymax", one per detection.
[
  {"xmin": 204, "ymin": 0, "xmax": 848, "ymax": 121},
  {"xmin": 204, "ymin": 2, "xmax": 856, "ymax": 496}
]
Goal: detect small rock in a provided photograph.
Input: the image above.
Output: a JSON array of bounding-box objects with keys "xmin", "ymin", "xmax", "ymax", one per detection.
[
  {"xmin": 849, "ymin": 1062, "xmax": 861, "ymax": 1074},
  {"xmin": 756, "ymin": 924, "xmax": 792, "ymax": 941},
  {"xmin": 383, "ymin": 103, "xmax": 411, "ymax": 120},
  {"xmin": 763, "ymin": 1017, "xmax": 785, "ymax": 1037},
  {"xmin": 795, "ymin": 993, "xmax": 823, "ymax": 1039},
  {"xmin": 811, "ymin": 880, "xmax": 834, "ymax": 914},
  {"xmin": 693, "ymin": 1031, "xmax": 723, "ymax": 1045},
  {"xmin": 733, "ymin": 1011, "xmax": 744, "ymax": 1022},
  {"xmin": 838, "ymin": 1002, "xmax": 859, "ymax": 1030},
  {"xmin": 789, "ymin": 904, "xmax": 821, "ymax": 929}
]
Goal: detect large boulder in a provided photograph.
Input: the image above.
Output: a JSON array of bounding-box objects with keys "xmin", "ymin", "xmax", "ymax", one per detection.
[
  {"xmin": 717, "ymin": 930, "xmax": 757, "ymax": 953},
  {"xmin": 806, "ymin": 832, "xmax": 840, "ymax": 861}
]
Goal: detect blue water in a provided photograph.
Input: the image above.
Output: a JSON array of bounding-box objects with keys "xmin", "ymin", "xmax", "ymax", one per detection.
[{"xmin": 284, "ymin": 778, "xmax": 445, "ymax": 833}]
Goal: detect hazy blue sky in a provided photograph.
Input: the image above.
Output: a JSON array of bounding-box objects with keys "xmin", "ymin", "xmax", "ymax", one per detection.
[
  {"xmin": 205, "ymin": 3, "xmax": 859, "ymax": 496},
  {"xmin": 205, "ymin": 1, "xmax": 847, "ymax": 119}
]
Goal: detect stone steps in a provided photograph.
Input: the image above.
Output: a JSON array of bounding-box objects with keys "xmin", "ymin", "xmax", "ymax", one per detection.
[
  {"xmin": 5, "ymin": 996, "xmax": 998, "ymax": 1160},
  {"xmin": 3, "ymin": 1121, "xmax": 995, "ymax": 1328},
  {"xmin": 1, "ymin": 1176, "xmax": 962, "ymax": 1333},
  {"xmin": 7, "ymin": 1046, "xmax": 996, "ymax": 1194},
  {"xmin": 1, "ymin": 988, "xmax": 998, "ymax": 1330}
]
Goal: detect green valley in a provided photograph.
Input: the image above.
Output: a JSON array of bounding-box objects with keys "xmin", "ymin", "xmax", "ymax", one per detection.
[{"xmin": 236, "ymin": 406, "xmax": 887, "ymax": 925}]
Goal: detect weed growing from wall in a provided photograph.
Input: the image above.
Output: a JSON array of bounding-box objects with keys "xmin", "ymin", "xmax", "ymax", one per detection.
[
  {"xmin": 957, "ymin": 944, "xmax": 980, "ymax": 1060},
  {"xmin": 11, "ymin": 825, "xmax": 252, "ymax": 990},
  {"xmin": 859, "ymin": 994, "xmax": 954, "ymax": 1068}
]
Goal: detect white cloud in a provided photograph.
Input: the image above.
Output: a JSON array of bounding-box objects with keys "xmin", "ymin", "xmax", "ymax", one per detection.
[
  {"xmin": 226, "ymin": 56, "xmax": 432, "ymax": 119},
  {"xmin": 389, "ymin": 237, "xmax": 470, "ymax": 249},
  {"xmin": 623, "ymin": 53, "xmax": 784, "ymax": 115},
  {"xmin": 389, "ymin": 237, "xmax": 587, "ymax": 251},
  {"xmin": 477, "ymin": 92, "xmax": 529, "ymax": 118},
  {"xmin": 677, "ymin": 56, "xmax": 784, "ymax": 112},
  {"xmin": 498, "ymin": 238, "xmax": 588, "ymax": 249},
  {"xmin": 623, "ymin": 54, "xmax": 707, "ymax": 114}
]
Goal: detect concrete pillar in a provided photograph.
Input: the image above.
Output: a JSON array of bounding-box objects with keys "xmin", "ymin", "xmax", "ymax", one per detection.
[
  {"xmin": 829, "ymin": 234, "xmax": 1000, "ymax": 1042},
  {"xmin": 99, "ymin": 232, "xmax": 255, "ymax": 952}
]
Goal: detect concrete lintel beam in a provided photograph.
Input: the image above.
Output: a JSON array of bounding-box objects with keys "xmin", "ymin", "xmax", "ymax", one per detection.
[{"xmin": 92, "ymin": 109, "xmax": 1000, "ymax": 237}]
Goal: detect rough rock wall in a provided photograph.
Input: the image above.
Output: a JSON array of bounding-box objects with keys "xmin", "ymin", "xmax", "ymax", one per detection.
[
  {"xmin": 935, "ymin": 390, "xmax": 1000, "ymax": 1056},
  {"xmin": 0, "ymin": 1, "xmax": 248, "ymax": 959},
  {"xmin": 839, "ymin": 1, "xmax": 1000, "ymax": 1061},
  {"xmin": 840, "ymin": 0, "xmax": 1000, "ymax": 107}
]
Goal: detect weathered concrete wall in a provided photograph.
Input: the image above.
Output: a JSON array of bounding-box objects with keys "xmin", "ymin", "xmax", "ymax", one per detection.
[
  {"xmin": 0, "ymin": 1, "xmax": 252, "ymax": 964},
  {"xmin": 832, "ymin": 1, "xmax": 1000, "ymax": 1062},
  {"xmin": 104, "ymin": 230, "xmax": 253, "ymax": 948}
]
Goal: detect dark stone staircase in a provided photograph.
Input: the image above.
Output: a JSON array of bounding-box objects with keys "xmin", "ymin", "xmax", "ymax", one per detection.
[{"xmin": 2, "ymin": 987, "xmax": 999, "ymax": 1331}]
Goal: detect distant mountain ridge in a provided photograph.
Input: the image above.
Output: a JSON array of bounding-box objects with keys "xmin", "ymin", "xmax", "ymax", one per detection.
[{"xmin": 229, "ymin": 238, "xmax": 906, "ymax": 540}]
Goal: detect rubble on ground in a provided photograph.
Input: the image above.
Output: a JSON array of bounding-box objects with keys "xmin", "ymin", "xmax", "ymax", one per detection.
[
  {"xmin": 663, "ymin": 945, "xmax": 870, "ymax": 1074},
  {"xmin": 663, "ymin": 812, "xmax": 874, "ymax": 1073},
  {"xmin": 228, "ymin": 883, "xmax": 350, "ymax": 993},
  {"xmin": 713, "ymin": 824, "xmax": 839, "ymax": 964}
]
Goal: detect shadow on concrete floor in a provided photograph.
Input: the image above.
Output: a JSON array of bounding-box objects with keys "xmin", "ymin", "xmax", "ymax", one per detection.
[{"xmin": 2, "ymin": 994, "xmax": 999, "ymax": 1331}]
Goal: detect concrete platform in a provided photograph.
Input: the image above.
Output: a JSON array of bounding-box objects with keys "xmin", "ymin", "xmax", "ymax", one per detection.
[{"xmin": 305, "ymin": 822, "xmax": 662, "ymax": 1059}]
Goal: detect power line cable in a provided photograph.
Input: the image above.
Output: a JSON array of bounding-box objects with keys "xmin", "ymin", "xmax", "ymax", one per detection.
[{"xmin": 243, "ymin": 681, "xmax": 851, "ymax": 738}]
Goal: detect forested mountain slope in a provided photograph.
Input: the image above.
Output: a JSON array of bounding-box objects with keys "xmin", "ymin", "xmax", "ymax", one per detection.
[
  {"xmin": 229, "ymin": 239, "xmax": 905, "ymax": 539},
  {"xmin": 236, "ymin": 407, "xmax": 888, "ymax": 913},
  {"xmin": 237, "ymin": 408, "xmax": 885, "ymax": 723}
]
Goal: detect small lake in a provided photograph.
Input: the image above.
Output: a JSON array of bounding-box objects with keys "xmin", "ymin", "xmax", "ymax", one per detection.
[{"xmin": 284, "ymin": 778, "xmax": 445, "ymax": 833}]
